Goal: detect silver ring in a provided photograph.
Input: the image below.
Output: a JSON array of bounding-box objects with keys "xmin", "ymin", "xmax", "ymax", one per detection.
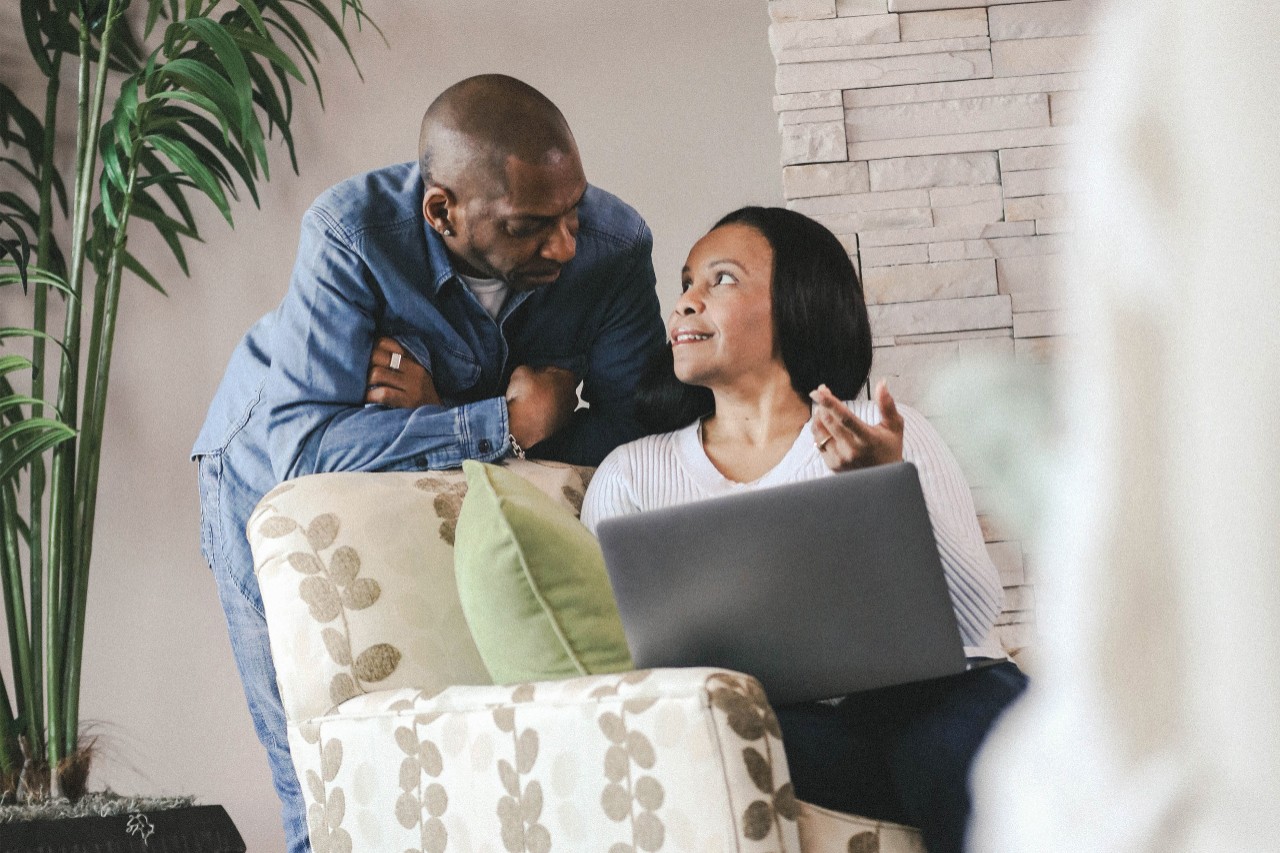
[{"xmin": 389, "ymin": 352, "xmax": 402, "ymax": 371}]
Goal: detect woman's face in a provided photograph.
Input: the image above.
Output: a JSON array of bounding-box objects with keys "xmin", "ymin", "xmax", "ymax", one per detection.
[{"xmin": 669, "ymin": 223, "xmax": 781, "ymax": 390}]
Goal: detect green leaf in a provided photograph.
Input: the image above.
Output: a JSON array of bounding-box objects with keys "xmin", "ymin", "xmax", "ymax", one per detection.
[
  {"xmin": 0, "ymin": 423, "xmax": 76, "ymax": 484},
  {"xmin": 20, "ymin": 0, "xmax": 55, "ymax": 77},
  {"xmin": 0, "ymin": 328, "xmax": 69, "ymax": 357},
  {"xmin": 180, "ymin": 18, "xmax": 255, "ymax": 131},
  {"xmin": 145, "ymin": 133, "xmax": 232, "ymax": 224},
  {"xmin": 146, "ymin": 90, "xmax": 231, "ymax": 141},
  {"xmin": 0, "ymin": 356, "xmax": 36, "ymax": 377},
  {"xmin": 152, "ymin": 57, "xmax": 244, "ymax": 138},
  {"xmin": 121, "ymin": 250, "xmax": 168, "ymax": 296},
  {"xmin": 227, "ymin": 27, "xmax": 302, "ymax": 82},
  {"xmin": 234, "ymin": 0, "xmax": 269, "ymax": 37}
]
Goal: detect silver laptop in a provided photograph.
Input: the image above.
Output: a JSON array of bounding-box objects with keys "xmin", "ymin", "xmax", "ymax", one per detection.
[{"xmin": 595, "ymin": 462, "xmax": 966, "ymax": 705}]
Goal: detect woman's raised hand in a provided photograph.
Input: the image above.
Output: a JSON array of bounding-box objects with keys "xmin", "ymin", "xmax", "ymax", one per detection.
[{"xmin": 810, "ymin": 380, "xmax": 904, "ymax": 472}]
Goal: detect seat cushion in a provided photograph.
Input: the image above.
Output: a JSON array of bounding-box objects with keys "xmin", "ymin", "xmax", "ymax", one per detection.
[{"xmin": 454, "ymin": 461, "xmax": 633, "ymax": 683}]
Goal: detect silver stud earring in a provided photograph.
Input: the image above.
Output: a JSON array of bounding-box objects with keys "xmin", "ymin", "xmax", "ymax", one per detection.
[{"xmin": 442, "ymin": 227, "xmax": 454, "ymax": 237}]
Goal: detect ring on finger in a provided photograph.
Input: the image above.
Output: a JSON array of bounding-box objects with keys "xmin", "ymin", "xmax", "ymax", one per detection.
[
  {"xmin": 816, "ymin": 436, "xmax": 832, "ymax": 451},
  {"xmin": 389, "ymin": 352, "xmax": 402, "ymax": 371}
]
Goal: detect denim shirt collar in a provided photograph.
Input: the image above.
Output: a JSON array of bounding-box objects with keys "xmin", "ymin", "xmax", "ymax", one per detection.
[{"xmin": 422, "ymin": 219, "xmax": 458, "ymax": 295}]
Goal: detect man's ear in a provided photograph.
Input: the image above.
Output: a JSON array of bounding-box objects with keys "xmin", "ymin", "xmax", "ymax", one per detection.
[{"xmin": 422, "ymin": 185, "xmax": 455, "ymax": 236}]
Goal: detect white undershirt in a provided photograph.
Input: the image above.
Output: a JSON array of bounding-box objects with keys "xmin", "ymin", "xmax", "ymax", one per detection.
[
  {"xmin": 581, "ymin": 402, "xmax": 1008, "ymax": 659},
  {"xmin": 459, "ymin": 273, "xmax": 509, "ymax": 320}
]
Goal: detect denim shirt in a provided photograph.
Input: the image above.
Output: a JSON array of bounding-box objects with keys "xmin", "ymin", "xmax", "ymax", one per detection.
[{"xmin": 193, "ymin": 161, "xmax": 664, "ymax": 513}]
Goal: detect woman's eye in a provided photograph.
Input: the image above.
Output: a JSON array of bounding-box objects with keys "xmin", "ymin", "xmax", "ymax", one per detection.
[
  {"xmin": 680, "ymin": 280, "xmax": 691, "ymax": 293},
  {"xmin": 714, "ymin": 271, "xmax": 735, "ymax": 286}
]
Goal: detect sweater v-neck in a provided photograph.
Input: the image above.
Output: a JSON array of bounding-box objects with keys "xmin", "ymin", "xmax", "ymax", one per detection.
[{"xmin": 675, "ymin": 415, "xmax": 820, "ymax": 495}]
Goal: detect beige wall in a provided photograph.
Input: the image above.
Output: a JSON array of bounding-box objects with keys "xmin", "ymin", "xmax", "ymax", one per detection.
[{"xmin": 0, "ymin": 2, "xmax": 781, "ymax": 848}]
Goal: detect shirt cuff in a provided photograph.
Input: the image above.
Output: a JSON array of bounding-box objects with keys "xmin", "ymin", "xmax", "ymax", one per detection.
[{"xmin": 454, "ymin": 396, "xmax": 511, "ymax": 463}]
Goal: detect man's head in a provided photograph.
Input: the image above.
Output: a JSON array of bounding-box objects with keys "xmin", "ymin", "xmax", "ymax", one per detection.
[{"xmin": 419, "ymin": 75, "xmax": 586, "ymax": 290}]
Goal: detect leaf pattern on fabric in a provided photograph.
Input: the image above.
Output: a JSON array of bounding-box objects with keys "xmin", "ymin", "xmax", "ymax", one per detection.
[
  {"xmin": 708, "ymin": 672, "xmax": 796, "ymax": 846},
  {"xmin": 306, "ymin": 735, "xmax": 351, "ymax": 853},
  {"xmin": 282, "ymin": 510, "xmax": 398, "ymax": 707},
  {"xmin": 597, "ymin": 682, "xmax": 665, "ymax": 850},
  {"xmin": 415, "ymin": 475, "xmax": 468, "ymax": 545},
  {"xmin": 495, "ymin": 686, "xmax": 550, "ymax": 852},
  {"xmin": 848, "ymin": 830, "xmax": 880, "ymax": 853},
  {"xmin": 392, "ymin": 718, "xmax": 450, "ymax": 852}
]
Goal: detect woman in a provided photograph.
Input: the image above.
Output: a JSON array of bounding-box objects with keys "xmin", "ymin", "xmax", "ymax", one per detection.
[{"xmin": 580, "ymin": 207, "xmax": 1026, "ymax": 853}]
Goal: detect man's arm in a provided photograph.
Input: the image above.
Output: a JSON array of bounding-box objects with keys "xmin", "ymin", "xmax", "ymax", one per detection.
[
  {"xmin": 532, "ymin": 227, "xmax": 666, "ymax": 466},
  {"xmin": 265, "ymin": 207, "xmax": 509, "ymax": 481}
]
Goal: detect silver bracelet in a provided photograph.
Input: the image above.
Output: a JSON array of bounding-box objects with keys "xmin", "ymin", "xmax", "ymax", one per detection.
[{"xmin": 508, "ymin": 433, "xmax": 527, "ymax": 460}]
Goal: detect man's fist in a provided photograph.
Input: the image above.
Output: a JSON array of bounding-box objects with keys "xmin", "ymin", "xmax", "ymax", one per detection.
[
  {"xmin": 365, "ymin": 337, "xmax": 442, "ymax": 408},
  {"xmin": 505, "ymin": 365, "xmax": 579, "ymax": 449}
]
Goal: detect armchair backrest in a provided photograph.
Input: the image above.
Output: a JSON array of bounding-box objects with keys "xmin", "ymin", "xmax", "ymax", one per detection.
[{"xmin": 248, "ymin": 461, "xmax": 594, "ymax": 724}]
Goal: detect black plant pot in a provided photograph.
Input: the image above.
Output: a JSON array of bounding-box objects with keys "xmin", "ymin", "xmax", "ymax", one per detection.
[{"xmin": 0, "ymin": 804, "xmax": 244, "ymax": 853}]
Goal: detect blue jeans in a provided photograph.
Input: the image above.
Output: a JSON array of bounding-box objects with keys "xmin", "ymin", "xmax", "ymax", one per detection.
[
  {"xmin": 774, "ymin": 661, "xmax": 1028, "ymax": 853},
  {"xmin": 198, "ymin": 453, "xmax": 310, "ymax": 853}
]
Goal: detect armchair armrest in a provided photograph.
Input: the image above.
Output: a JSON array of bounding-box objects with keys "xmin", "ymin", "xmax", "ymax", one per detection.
[{"xmin": 289, "ymin": 668, "xmax": 802, "ymax": 853}]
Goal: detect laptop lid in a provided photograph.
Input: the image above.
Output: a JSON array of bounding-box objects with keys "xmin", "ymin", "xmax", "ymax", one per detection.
[{"xmin": 596, "ymin": 462, "xmax": 966, "ymax": 705}]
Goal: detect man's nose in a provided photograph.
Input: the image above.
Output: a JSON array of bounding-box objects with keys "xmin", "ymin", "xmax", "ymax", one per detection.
[{"xmin": 541, "ymin": 218, "xmax": 576, "ymax": 264}]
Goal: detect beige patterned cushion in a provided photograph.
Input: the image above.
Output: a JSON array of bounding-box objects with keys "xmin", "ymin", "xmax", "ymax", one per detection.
[
  {"xmin": 250, "ymin": 460, "xmax": 593, "ymax": 725},
  {"xmin": 289, "ymin": 667, "xmax": 802, "ymax": 853}
]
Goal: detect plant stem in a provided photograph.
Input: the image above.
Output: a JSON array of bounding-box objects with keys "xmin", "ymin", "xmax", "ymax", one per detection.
[
  {"xmin": 31, "ymin": 53, "xmax": 63, "ymax": 776},
  {"xmin": 0, "ymin": 483, "xmax": 39, "ymax": 752},
  {"xmin": 48, "ymin": 0, "xmax": 121, "ymax": 777},
  {"xmin": 63, "ymin": 154, "xmax": 138, "ymax": 758}
]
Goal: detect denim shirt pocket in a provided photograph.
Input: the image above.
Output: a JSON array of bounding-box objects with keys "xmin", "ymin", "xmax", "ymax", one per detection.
[{"xmin": 391, "ymin": 331, "xmax": 481, "ymax": 397}]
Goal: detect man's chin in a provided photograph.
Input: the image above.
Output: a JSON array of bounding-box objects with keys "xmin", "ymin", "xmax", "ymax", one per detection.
[{"xmin": 509, "ymin": 268, "xmax": 563, "ymax": 290}]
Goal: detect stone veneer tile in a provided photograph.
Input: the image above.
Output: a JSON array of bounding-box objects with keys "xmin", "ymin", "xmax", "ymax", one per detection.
[
  {"xmin": 778, "ymin": 106, "xmax": 847, "ymax": 126},
  {"xmin": 890, "ymin": 0, "xmax": 1059, "ymax": 10},
  {"xmin": 846, "ymin": 93, "xmax": 1049, "ymax": 142},
  {"xmin": 782, "ymin": 161, "xmax": 871, "ymax": 198},
  {"xmin": 986, "ymin": 540, "xmax": 1025, "ymax": 585},
  {"xmin": 997, "ymin": 254, "xmax": 1063, "ymax": 312},
  {"xmin": 869, "ymin": 151, "xmax": 999, "ymax": 191},
  {"xmin": 810, "ymin": 206, "xmax": 934, "ymax": 234},
  {"xmin": 773, "ymin": 91, "xmax": 845, "ymax": 113},
  {"xmin": 1035, "ymin": 217, "xmax": 1073, "ymax": 234},
  {"xmin": 769, "ymin": 14, "xmax": 899, "ymax": 52},
  {"xmin": 1005, "ymin": 192, "xmax": 1069, "ymax": 221},
  {"xmin": 899, "ymin": 8, "xmax": 988, "ymax": 41},
  {"xmin": 861, "ymin": 243, "xmax": 931, "ymax": 267},
  {"xmin": 837, "ymin": 0, "xmax": 889, "ymax": 15},
  {"xmin": 988, "ymin": 0, "xmax": 1094, "ymax": 40},
  {"xmin": 929, "ymin": 183, "xmax": 1003, "ymax": 207},
  {"xmin": 868, "ymin": 293, "xmax": 1011, "ymax": 336},
  {"xmin": 931, "ymin": 199, "xmax": 1005, "ymax": 226},
  {"xmin": 1013, "ymin": 309, "xmax": 1063, "ymax": 338},
  {"xmin": 859, "ymin": 219, "xmax": 1034, "ymax": 247},
  {"xmin": 775, "ymin": 35, "xmax": 988, "ymax": 65},
  {"xmin": 843, "ymin": 71, "xmax": 1083, "ymax": 107},
  {"xmin": 775, "ymin": 49, "xmax": 991, "ymax": 94},
  {"xmin": 769, "ymin": 0, "xmax": 837, "ymax": 23},
  {"xmin": 992, "ymin": 35, "xmax": 1090, "ymax": 77},
  {"xmin": 781, "ymin": 120, "xmax": 848, "ymax": 165},
  {"xmin": 1015, "ymin": 336, "xmax": 1055, "ymax": 363},
  {"xmin": 895, "ymin": 327, "xmax": 1012, "ymax": 345},
  {"xmin": 1049, "ymin": 89, "xmax": 1083, "ymax": 125},
  {"xmin": 790, "ymin": 188, "xmax": 931, "ymax": 215},
  {"xmin": 864, "ymin": 258, "xmax": 997, "ymax": 304},
  {"xmin": 999, "ymin": 144, "xmax": 1066, "ymax": 171},
  {"xmin": 1002, "ymin": 167, "xmax": 1068, "ymax": 197},
  {"xmin": 928, "ymin": 234, "xmax": 1065, "ymax": 262},
  {"xmin": 847, "ymin": 123, "xmax": 1069, "ymax": 160}
]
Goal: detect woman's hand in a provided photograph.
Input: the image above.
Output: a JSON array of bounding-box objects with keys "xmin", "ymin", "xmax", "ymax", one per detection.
[
  {"xmin": 810, "ymin": 380, "xmax": 904, "ymax": 472},
  {"xmin": 365, "ymin": 336, "xmax": 442, "ymax": 408}
]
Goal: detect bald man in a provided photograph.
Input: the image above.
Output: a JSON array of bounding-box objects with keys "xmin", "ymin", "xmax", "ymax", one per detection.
[{"xmin": 193, "ymin": 75, "xmax": 663, "ymax": 851}]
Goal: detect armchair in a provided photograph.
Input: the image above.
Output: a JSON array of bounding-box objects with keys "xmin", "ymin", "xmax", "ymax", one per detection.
[{"xmin": 251, "ymin": 459, "xmax": 999, "ymax": 852}]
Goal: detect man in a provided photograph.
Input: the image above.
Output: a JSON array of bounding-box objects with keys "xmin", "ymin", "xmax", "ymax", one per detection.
[{"xmin": 193, "ymin": 75, "xmax": 664, "ymax": 851}]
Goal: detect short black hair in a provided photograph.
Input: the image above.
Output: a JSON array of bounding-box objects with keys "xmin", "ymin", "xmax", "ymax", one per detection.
[{"xmin": 636, "ymin": 206, "xmax": 873, "ymax": 434}]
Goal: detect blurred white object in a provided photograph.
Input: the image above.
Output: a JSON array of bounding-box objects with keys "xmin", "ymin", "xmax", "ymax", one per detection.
[{"xmin": 969, "ymin": 2, "xmax": 1280, "ymax": 852}]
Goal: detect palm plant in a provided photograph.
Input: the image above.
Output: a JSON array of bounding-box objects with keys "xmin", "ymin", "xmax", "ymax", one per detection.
[{"xmin": 0, "ymin": 0, "xmax": 376, "ymax": 802}]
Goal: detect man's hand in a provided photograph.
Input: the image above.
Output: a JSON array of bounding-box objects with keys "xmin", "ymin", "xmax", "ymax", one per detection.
[
  {"xmin": 365, "ymin": 337, "xmax": 442, "ymax": 408},
  {"xmin": 505, "ymin": 365, "xmax": 579, "ymax": 449},
  {"xmin": 810, "ymin": 380, "xmax": 904, "ymax": 472}
]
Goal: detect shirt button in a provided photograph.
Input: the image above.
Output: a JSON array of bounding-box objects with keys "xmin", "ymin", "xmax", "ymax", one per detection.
[{"xmin": 478, "ymin": 439, "xmax": 493, "ymax": 454}]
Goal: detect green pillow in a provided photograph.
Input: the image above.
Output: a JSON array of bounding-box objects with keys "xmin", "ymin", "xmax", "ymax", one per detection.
[{"xmin": 454, "ymin": 460, "xmax": 633, "ymax": 683}]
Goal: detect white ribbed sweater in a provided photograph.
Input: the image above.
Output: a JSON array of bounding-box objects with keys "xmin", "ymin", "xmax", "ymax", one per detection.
[{"xmin": 581, "ymin": 402, "xmax": 1006, "ymax": 659}]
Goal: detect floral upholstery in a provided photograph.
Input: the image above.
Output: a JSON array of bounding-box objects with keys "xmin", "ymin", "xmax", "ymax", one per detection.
[{"xmin": 251, "ymin": 459, "xmax": 996, "ymax": 852}]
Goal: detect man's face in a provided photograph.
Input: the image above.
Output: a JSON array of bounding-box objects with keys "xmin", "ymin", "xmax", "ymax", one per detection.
[{"xmin": 448, "ymin": 151, "xmax": 587, "ymax": 290}]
